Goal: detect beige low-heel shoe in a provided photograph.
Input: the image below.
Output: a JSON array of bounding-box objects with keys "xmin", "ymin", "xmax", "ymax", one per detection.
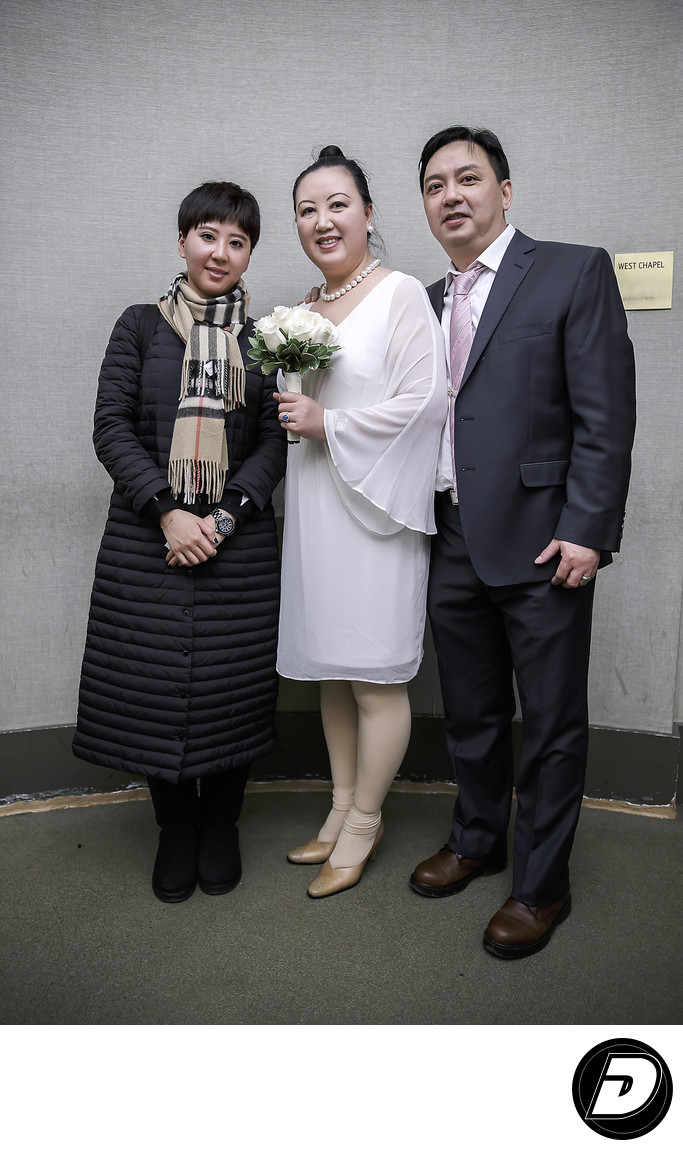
[
  {"xmin": 287, "ymin": 838, "xmax": 336, "ymax": 865},
  {"xmin": 306, "ymin": 822, "xmax": 384, "ymax": 899}
]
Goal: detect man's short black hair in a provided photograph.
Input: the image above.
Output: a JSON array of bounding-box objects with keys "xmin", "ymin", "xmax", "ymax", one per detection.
[
  {"xmin": 419, "ymin": 127, "xmax": 510, "ymax": 189},
  {"xmin": 177, "ymin": 181, "xmax": 260, "ymax": 248}
]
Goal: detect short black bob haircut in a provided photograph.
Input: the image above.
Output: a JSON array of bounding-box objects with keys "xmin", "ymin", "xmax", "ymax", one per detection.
[
  {"xmin": 418, "ymin": 126, "xmax": 510, "ymax": 190},
  {"xmin": 177, "ymin": 181, "xmax": 261, "ymax": 249}
]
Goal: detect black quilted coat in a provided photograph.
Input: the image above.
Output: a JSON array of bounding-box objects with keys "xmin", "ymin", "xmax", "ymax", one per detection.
[{"xmin": 72, "ymin": 305, "xmax": 287, "ymax": 784}]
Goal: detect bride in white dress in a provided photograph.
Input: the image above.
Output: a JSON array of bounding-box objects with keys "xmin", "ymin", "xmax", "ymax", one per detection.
[{"xmin": 276, "ymin": 145, "xmax": 446, "ymax": 898}]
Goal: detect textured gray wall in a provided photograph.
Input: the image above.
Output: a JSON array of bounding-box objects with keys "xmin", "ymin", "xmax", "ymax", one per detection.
[{"xmin": 1, "ymin": 0, "xmax": 681, "ymax": 736}]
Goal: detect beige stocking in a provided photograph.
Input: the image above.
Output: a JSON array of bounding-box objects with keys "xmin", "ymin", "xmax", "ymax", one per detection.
[
  {"xmin": 316, "ymin": 680, "xmax": 358, "ymax": 843},
  {"xmin": 328, "ymin": 681, "xmax": 411, "ymax": 868}
]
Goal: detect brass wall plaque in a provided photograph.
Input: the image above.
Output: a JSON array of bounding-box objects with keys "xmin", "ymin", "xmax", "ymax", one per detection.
[{"xmin": 614, "ymin": 251, "xmax": 673, "ymax": 310}]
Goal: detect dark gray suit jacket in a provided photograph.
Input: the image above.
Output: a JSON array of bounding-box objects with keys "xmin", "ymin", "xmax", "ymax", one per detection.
[{"xmin": 427, "ymin": 230, "xmax": 636, "ymax": 585}]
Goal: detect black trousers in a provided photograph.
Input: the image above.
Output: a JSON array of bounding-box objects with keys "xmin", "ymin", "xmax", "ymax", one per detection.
[{"xmin": 427, "ymin": 497, "xmax": 595, "ymax": 905}]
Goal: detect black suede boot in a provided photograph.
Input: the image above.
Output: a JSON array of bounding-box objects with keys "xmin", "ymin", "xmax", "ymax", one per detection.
[
  {"xmin": 198, "ymin": 768, "xmax": 249, "ymax": 895},
  {"xmin": 148, "ymin": 778, "xmax": 199, "ymax": 903}
]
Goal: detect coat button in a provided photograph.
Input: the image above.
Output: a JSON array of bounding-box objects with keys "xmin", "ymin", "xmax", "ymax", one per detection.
[{"xmin": 183, "ymin": 609, "xmax": 192, "ymax": 617}]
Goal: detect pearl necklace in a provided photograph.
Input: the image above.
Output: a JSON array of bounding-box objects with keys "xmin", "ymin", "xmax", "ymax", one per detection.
[{"xmin": 320, "ymin": 258, "xmax": 381, "ymax": 301}]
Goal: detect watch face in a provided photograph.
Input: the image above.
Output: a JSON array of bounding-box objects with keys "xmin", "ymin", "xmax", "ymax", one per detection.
[{"xmin": 214, "ymin": 511, "xmax": 234, "ymax": 535}]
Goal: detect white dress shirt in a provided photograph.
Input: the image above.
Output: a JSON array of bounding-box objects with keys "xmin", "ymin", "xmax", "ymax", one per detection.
[{"xmin": 436, "ymin": 223, "xmax": 516, "ymax": 490}]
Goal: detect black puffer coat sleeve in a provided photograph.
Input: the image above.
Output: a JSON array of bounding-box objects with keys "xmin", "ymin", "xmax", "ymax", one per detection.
[{"xmin": 93, "ymin": 305, "xmax": 172, "ymax": 514}]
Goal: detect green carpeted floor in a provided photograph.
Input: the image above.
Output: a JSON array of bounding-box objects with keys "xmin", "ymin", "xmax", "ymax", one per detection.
[{"xmin": 1, "ymin": 789, "xmax": 681, "ymax": 1025}]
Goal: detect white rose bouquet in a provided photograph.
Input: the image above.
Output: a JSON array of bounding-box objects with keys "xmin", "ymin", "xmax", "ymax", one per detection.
[{"xmin": 248, "ymin": 306, "xmax": 340, "ymax": 443}]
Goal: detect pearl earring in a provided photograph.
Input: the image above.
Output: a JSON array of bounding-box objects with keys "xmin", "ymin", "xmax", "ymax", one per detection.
[{"xmin": 367, "ymin": 224, "xmax": 374, "ymax": 233}]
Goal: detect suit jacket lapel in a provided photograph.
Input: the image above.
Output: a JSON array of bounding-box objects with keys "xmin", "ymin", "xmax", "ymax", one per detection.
[
  {"xmin": 427, "ymin": 279, "xmax": 445, "ymax": 321},
  {"xmin": 460, "ymin": 231, "xmax": 536, "ymax": 389}
]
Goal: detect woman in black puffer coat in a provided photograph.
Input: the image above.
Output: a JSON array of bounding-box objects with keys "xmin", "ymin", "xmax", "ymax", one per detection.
[{"xmin": 73, "ymin": 182, "xmax": 286, "ymax": 903}]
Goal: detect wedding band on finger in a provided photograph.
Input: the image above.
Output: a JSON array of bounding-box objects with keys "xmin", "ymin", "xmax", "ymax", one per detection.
[
  {"xmin": 164, "ymin": 542, "xmax": 170, "ymax": 551},
  {"xmin": 580, "ymin": 574, "xmax": 594, "ymax": 583}
]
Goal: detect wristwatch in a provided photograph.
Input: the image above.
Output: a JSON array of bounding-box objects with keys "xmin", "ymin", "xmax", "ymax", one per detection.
[{"xmin": 212, "ymin": 508, "xmax": 236, "ymax": 537}]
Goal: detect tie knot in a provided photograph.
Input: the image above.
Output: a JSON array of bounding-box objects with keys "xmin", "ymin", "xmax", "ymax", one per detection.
[{"xmin": 452, "ymin": 263, "xmax": 485, "ymax": 297}]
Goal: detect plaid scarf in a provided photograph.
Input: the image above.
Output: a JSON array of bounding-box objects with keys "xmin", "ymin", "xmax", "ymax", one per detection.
[{"xmin": 158, "ymin": 273, "xmax": 249, "ymax": 504}]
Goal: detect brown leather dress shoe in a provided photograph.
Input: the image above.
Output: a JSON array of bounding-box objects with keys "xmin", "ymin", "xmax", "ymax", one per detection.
[
  {"xmin": 483, "ymin": 893, "xmax": 571, "ymax": 958},
  {"xmin": 409, "ymin": 844, "xmax": 506, "ymax": 897}
]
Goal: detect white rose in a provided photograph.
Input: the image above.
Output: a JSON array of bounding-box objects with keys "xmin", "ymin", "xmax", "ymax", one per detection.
[
  {"xmin": 306, "ymin": 313, "xmax": 339, "ymax": 346},
  {"xmin": 277, "ymin": 306, "xmax": 318, "ymax": 340},
  {"xmin": 254, "ymin": 307, "xmax": 293, "ymax": 352},
  {"xmin": 262, "ymin": 329, "xmax": 284, "ymax": 352},
  {"xmin": 270, "ymin": 305, "xmax": 295, "ymax": 326}
]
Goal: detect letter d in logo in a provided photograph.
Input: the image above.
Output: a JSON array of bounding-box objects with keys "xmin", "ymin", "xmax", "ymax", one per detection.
[
  {"xmin": 573, "ymin": 1038, "xmax": 673, "ymax": 1139},
  {"xmin": 587, "ymin": 1055, "xmax": 659, "ymax": 1118}
]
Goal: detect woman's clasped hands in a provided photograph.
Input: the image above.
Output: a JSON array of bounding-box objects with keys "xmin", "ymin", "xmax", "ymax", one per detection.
[{"xmin": 160, "ymin": 509, "xmax": 231, "ymax": 567}]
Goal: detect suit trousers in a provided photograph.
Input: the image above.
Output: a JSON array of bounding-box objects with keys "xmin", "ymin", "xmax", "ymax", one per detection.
[{"xmin": 427, "ymin": 496, "xmax": 595, "ymax": 905}]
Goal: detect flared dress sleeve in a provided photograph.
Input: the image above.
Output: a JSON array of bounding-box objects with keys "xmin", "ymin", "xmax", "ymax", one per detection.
[{"xmin": 323, "ymin": 274, "xmax": 447, "ymax": 536}]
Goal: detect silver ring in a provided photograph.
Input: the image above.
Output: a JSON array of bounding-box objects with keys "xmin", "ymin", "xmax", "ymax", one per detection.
[
  {"xmin": 580, "ymin": 574, "xmax": 594, "ymax": 583},
  {"xmin": 281, "ymin": 413, "xmax": 290, "ymax": 424},
  {"xmin": 164, "ymin": 542, "xmax": 170, "ymax": 551}
]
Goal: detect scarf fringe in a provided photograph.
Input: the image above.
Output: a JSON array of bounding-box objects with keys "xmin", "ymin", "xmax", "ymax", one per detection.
[{"xmin": 169, "ymin": 458, "xmax": 227, "ymax": 505}]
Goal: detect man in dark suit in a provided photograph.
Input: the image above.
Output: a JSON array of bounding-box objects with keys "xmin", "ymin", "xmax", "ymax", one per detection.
[{"xmin": 409, "ymin": 126, "xmax": 636, "ymax": 957}]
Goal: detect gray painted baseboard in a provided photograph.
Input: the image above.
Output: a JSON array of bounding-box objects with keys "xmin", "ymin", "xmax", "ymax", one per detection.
[{"xmin": 0, "ymin": 715, "xmax": 679, "ymax": 811}]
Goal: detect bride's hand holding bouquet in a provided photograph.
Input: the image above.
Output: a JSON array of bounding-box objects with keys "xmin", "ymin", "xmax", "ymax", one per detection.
[{"xmin": 248, "ymin": 306, "xmax": 340, "ymax": 443}]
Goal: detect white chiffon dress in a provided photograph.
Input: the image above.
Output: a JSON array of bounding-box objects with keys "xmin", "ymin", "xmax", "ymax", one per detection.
[{"xmin": 277, "ymin": 271, "xmax": 447, "ymax": 684}]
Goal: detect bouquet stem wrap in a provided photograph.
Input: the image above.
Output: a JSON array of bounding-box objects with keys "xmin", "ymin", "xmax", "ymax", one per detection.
[{"xmin": 282, "ymin": 372, "xmax": 302, "ymax": 444}]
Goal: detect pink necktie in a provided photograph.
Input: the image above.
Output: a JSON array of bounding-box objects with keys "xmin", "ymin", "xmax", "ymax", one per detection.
[{"xmin": 448, "ymin": 263, "xmax": 485, "ymax": 498}]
